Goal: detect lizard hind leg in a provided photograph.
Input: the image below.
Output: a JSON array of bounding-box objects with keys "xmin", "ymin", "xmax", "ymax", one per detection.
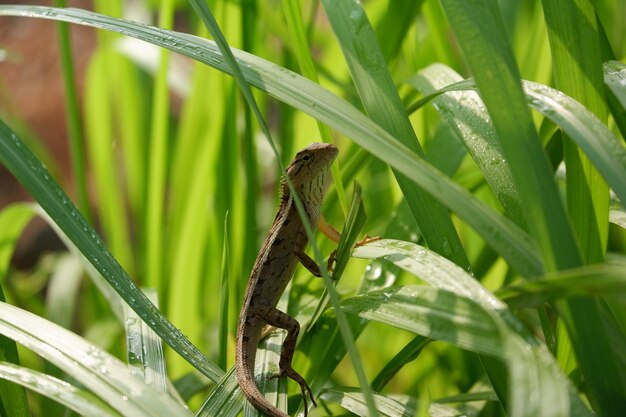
[{"xmin": 260, "ymin": 304, "xmax": 317, "ymax": 416}]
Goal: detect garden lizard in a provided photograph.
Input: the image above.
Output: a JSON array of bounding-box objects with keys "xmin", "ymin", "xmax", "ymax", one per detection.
[{"xmin": 235, "ymin": 142, "xmax": 339, "ymax": 417}]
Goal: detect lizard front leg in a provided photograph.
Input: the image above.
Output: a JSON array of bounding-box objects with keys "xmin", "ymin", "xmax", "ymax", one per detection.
[
  {"xmin": 295, "ymin": 249, "xmax": 322, "ymax": 277},
  {"xmin": 256, "ymin": 303, "xmax": 317, "ymax": 417}
]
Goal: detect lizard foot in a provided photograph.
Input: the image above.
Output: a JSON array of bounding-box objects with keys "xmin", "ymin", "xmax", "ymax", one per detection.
[
  {"xmin": 327, "ymin": 236, "xmax": 379, "ymax": 277},
  {"xmin": 327, "ymin": 249, "xmax": 337, "ymax": 273},
  {"xmin": 355, "ymin": 234, "xmax": 381, "ymax": 247},
  {"xmin": 269, "ymin": 368, "xmax": 317, "ymax": 416}
]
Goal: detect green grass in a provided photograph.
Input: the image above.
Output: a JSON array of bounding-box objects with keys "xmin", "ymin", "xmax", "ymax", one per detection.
[{"xmin": 0, "ymin": 0, "xmax": 625, "ymax": 416}]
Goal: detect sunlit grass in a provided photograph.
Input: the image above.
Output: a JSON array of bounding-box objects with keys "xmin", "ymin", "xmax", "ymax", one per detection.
[{"xmin": 0, "ymin": 1, "xmax": 625, "ymax": 416}]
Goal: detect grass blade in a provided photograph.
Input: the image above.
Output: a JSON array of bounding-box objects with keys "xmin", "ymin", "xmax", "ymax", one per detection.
[
  {"xmin": 0, "ymin": 302, "xmax": 192, "ymax": 417},
  {"xmin": 0, "ymin": 362, "xmax": 119, "ymax": 417},
  {"xmin": 320, "ymin": 388, "xmax": 459, "ymax": 417},
  {"xmin": 408, "ymin": 64, "xmax": 526, "ymax": 228},
  {"xmin": 144, "ymin": 0, "xmax": 175, "ymax": 291},
  {"xmin": 0, "ymin": 203, "xmax": 36, "ymax": 281},
  {"xmin": 439, "ymin": 0, "xmax": 579, "ymax": 271},
  {"xmin": 370, "ymin": 335, "xmax": 429, "ymax": 392},
  {"xmin": 342, "ymin": 284, "xmax": 590, "ymax": 417},
  {"xmin": 339, "ymin": 286, "xmax": 527, "ymax": 414},
  {"xmin": 542, "ymin": 1, "xmax": 625, "ymax": 411},
  {"xmin": 604, "ymin": 60, "xmax": 626, "ymax": 109},
  {"xmin": 322, "ymin": 0, "xmax": 470, "ymax": 271},
  {"xmin": 497, "ymin": 264, "xmax": 626, "ymax": 307},
  {"xmin": 197, "ymin": 367, "xmax": 242, "ymax": 417},
  {"xmin": 53, "ymin": 0, "xmax": 91, "ymax": 223},
  {"xmin": 123, "ymin": 289, "xmax": 170, "ymax": 396},
  {"xmin": 523, "ymin": 79, "xmax": 626, "ymax": 205},
  {"xmin": 543, "ymin": 0, "xmax": 608, "ymax": 265},
  {"xmin": 84, "ymin": 50, "xmax": 135, "ymax": 272},
  {"xmin": 308, "ymin": 182, "xmax": 367, "ymax": 329},
  {"xmin": 408, "ymin": 70, "xmax": 626, "ymax": 213},
  {"xmin": 352, "ymin": 239, "xmax": 592, "ymax": 417},
  {"xmin": 604, "ymin": 60, "xmax": 626, "ymax": 138}
]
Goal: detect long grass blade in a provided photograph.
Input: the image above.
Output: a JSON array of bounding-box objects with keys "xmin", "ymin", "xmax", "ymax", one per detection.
[
  {"xmin": 439, "ymin": 0, "xmax": 579, "ymax": 271},
  {"xmin": 84, "ymin": 50, "xmax": 135, "ymax": 272},
  {"xmin": 196, "ymin": 367, "xmax": 243, "ymax": 417},
  {"xmin": 408, "ymin": 64, "xmax": 526, "ymax": 228},
  {"xmin": 408, "ymin": 71, "xmax": 626, "ymax": 212},
  {"xmin": 53, "ymin": 0, "xmax": 91, "ymax": 223},
  {"xmin": 320, "ymin": 388, "xmax": 459, "ymax": 417},
  {"xmin": 497, "ymin": 264, "xmax": 626, "ymax": 307},
  {"xmin": 322, "ymin": 0, "xmax": 470, "ymax": 271},
  {"xmin": 144, "ymin": 0, "xmax": 175, "ymax": 292},
  {"xmin": 543, "ymin": 0, "xmax": 609, "ymax": 265},
  {"xmin": 0, "ymin": 302, "xmax": 192, "ymax": 417},
  {"xmin": 0, "ymin": 362, "xmax": 119, "ymax": 417}
]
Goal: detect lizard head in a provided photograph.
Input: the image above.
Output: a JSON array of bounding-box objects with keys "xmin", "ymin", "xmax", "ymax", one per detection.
[
  {"xmin": 285, "ymin": 142, "xmax": 338, "ymax": 189},
  {"xmin": 278, "ymin": 142, "xmax": 338, "ymax": 213},
  {"xmin": 279, "ymin": 142, "xmax": 338, "ymax": 224}
]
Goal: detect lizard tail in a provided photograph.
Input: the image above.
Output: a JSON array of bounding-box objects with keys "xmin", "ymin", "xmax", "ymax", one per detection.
[{"xmin": 235, "ymin": 335, "xmax": 290, "ymax": 417}]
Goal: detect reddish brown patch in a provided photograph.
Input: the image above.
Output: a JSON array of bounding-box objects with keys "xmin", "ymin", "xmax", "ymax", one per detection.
[{"xmin": 0, "ymin": 0, "xmax": 96, "ymax": 267}]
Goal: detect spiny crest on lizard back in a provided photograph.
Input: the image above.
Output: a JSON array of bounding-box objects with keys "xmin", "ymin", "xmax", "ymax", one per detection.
[{"xmin": 279, "ymin": 142, "xmax": 338, "ymax": 194}]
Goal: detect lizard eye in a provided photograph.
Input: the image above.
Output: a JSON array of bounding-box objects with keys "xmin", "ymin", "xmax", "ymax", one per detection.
[{"xmin": 302, "ymin": 154, "xmax": 311, "ymax": 161}]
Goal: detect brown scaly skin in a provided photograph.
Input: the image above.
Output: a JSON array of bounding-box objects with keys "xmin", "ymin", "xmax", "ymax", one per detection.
[{"xmin": 235, "ymin": 143, "xmax": 338, "ymax": 417}]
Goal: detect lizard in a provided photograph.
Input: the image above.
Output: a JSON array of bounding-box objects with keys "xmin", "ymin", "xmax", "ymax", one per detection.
[{"xmin": 236, "ymin": 142, "xmax": 339, "ymax": 417}]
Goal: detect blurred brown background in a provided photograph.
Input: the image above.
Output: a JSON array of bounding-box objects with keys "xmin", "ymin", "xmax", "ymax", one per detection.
[{"xmin": 0, "ymin": 0, "xmax": 95, "ymax": 267}]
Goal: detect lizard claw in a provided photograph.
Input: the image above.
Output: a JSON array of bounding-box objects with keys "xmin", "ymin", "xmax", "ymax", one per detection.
[
  {"xmin": 269, "ymin": 368, "xmax": 317, "ymax": 417},
  {"xmin": 327, "ymin": 236, "xmax": 378, "ymax": 277},
  {"xmin": 355, "ymin": 234, "xmax": 381, "ymax": 247},
  {"xmin": 296, "ymin": 378, "xmax": 317, "ymax": 417},
  {"xmin": 326, "ymin": 249, "xmax": 337, "ymax": 273}
]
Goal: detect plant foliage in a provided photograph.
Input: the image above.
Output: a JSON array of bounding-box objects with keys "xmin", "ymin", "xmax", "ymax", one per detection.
[{"xmin": 0, "ymin": 1, "xmax": 625, "ymax": 416}]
